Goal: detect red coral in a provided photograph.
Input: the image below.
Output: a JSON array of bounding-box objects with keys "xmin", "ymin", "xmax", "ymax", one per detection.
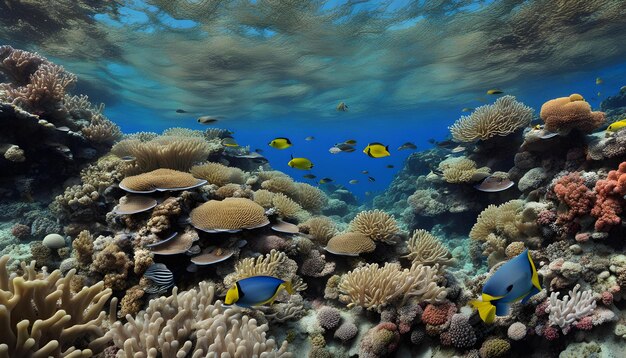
[
  {"xmin": 535, "ymin": 300, "xmax": 549, "ymax": 317},
  {"xmin": 553, "ymin": 173, "xmax": 594, "ymax": 233},
  {"xmin": 591, "ymin": 162, "xmax": 626, "ymax": 231},
  {"xmin": 543, "ymin": 325, "xmax": 559, "ymax": 341},
  {"xmin": 422, "ymin": 302, "xmax": 456, "ymax": 326},
  {"xmin": 601, "ymin": 291, "xmax": 613, "ymax": 306},
  {"xmin": 574, "ymin": 316, "xmax": 593, "ymax": 331},
  {"xmin": 537, "ymin": 210, "xmax": 556, "ymax": 226}
]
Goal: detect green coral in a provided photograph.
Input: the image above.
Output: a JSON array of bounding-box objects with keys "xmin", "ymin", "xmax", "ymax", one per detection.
[{"xmin": 479, "ymin": 338, "xmax": 511, "ymax": 358}]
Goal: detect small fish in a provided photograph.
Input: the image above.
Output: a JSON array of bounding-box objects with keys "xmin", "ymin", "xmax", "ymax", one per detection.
[
  {"xmin": 198, "ymin": 115, "xmax": 221, "ymax": 124},
  {"xmin": 344, "ymin": 139, "xmax": 357, "ymax": 145},
  {"xmin": 176, "ymin": 109, "xmax": 188, "ymax": 113},
  {"xmin": 596, "ymin": 77, "xmax": 603, "ymax": 85},
  {"xmin": 368, "ymin": 176, "xmax": 375, "ymax": 182},
  {"xmin": 361, "ymin": 170, "xmax": 369, "ymax": 174},
  {"xmin": 462, "ymin": 107, "xmax": 475, "ymax": 112},
  {"xmin": 303, "ymin": 174, "xmax": 317, "ymax": 179},
  {"xmin": 225, "ymin": 275, "xmax": 294, "ymax": 308},
  {"xmin": 487, "ymin": 89, "xmax": 503, "ymax": 95},
  {"xmin": 363, "ymin": 143, "xmax": 390, "ymax": 158},
  {"xmin": 607, "ymin": 119, "xmax": 626, "ymax": 132},
  {"xmin": 427, "ymin": 138, "xmax": 436, "ymax": 144},
  {"xmin": 305, "ymin": 136, "xmax": 315, "ymax": 141},
  {"xmin": 255, "ymin": 148, "xmax": 264, "ymax": 153},
  {"xmin": 398, "ymin": 142, "xmax": 416, "ymax": 150},
  {"xmin": 319, "ymin": 177, "xmax": 333, "ymax": 184},
  {"xmin": 436, "ymin": 139, "xmax": 456, "ymax": 148},
  {"xmin": 268, "ymin": 137, "xmax": 292, "ymax": 149},
  {"xmin": 533, "ymin": 124, "xmax": 543, "ymax": 130},
  {"xmin": 329, "ymin": 146, "xmax": 342, "ymax": 154},
  {"xmin": 120, "ymin": 155, "xmax": 136, "ymax": 162},
  {"xmin": 221, "ymin": 137, "xmax": 239, "ymax": 147},
  {"xmin": 451, "ymin": 146, "xmax": 466, "ymax": 153},
  {"xmin": 335, "ymin": 143, "xmax": 356, "ymax": 152},
  {"xmin": 336, "ymin": 102, "xmax": 348, "ymax": 112},
  {"xmin": 386, "ymin": 164, "xmax": 394, "ymax": 169},
  {"xmin": 55, "ymin": 126, "xmax": 70, "ymax": 132},
  {"xmin": 597, "ymin": 92, "xmax": 602, "ymax": 97},
  {"xmin": 349, "ymin": 179, "xmax": 358, "ymax": 184},
  {"xmin": 288, "ymin": 155, "xmax": 313, "ymax": 170},
  {"xmin": 470, "ymin": 249, "xmax": 541, "ymax": 324},
  {"xmin": 365, "ymin": 191, "xmax": 371, "ymax": 196}
]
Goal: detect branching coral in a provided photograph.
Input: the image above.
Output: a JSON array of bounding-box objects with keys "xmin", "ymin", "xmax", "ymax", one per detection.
[
  {"xmin": 540, "ymin": 94, "xmax": 605, "ymax": 134},
  {"xmin": 591, "ymin": 161, "xmax": 626, "ymax": 231},
  {"xmin": 546, "ymin": 284, "xmax": 596, "ymax": 334},
  {"xmin": 109, "ymin": 281, "xmax": 292, "ymax": 357},
  {"xmin": 349, "ymin": 209, "xmax": 400, "ymax": 244},
  {"xmin": 190, "ymin": 161, "xmax": 245, "ymax": 186},
  {"xmin": 298, "ymin": 216, "xmax": 337, "ymax": 245},
  {"xmin": 0, "ymin": 255, "xmax": 112, "ymax": 357},
  {"xmin": 80, "ymin": 114, "xmax": 121, "ymax": 145},
  {"xmin": 552, "ymin": 172, "xmax": 595, "ymax": 230},
  {"xmin": 449, "ymin": 96, "xmax": 533, "ymax": 142},
  {"xmin": 438, "ymin": 157, "xmax": 491, "ymax": 184},
  {"xmin": 470, "ymin": 200, "xmax": 524, "ymax": 242},
  {"xmin": 338, "ymin": 262, "xmax": 446, "ymax": 311},
  {"xmin": 404, "ymin": 229, "xmax": 455, "ymax": 268}
]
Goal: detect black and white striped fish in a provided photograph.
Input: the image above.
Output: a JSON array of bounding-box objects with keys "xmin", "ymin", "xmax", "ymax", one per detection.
[{"xmin": 143, "ymin": 263, "xmax": 174, "ymax": 294}]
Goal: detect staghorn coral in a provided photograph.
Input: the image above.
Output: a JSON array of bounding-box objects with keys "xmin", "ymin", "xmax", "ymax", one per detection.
[
  {"xmin": 111, "ymin": 135, "xmax": 213, "ymax": 173},
  {"xmin": 349, "ymin": 209, "xmax": 400, "ymax": 244},
  {"xmin": 540, "ymin": 94, "xmax": 605, "ymax": 134},
  {"xmin": 591, "ymin": 161, "xmax": 626, "ymax": 231},
  {"xmin": 338, "ymin": 262, "xmax": 446, "ymax": 311},
  {"xmin": 190, "ymin": 161, "xmax": 245, "ymax": 186},
  {"xmin": 298, "ymin": 216, "xmax": 337, "ymax": 245},
  {"xmin": 404, "ymin": 229, "xmax": 455, "ymax": 268},
  {"xmin": 438, "ymin": 157, "xmax": 491, "ymax": 184},
  {"xmin": 0, "ymin": 255, "xmax": 111, "ymax": 357},
  {"xmin": 449, "ymin": 95, "xmax": 533, "ymax": 142},
  {"xmin": 109, "ymin": 281, "xmax": 292, "ymax": 357},
  {"xmin": 546, "ymin": 284, "xmax": 596, "ymax": 334},
  {"xmin": 190, "ymin": 197, "xmax": 269, "ymax": 233},
  {"xmin": 80, "ymin": 114, "xmax": 121, "ymax": 145}
]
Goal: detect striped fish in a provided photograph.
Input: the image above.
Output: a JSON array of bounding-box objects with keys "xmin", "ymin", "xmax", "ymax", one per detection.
[{"xmin": 143, "ymin": 263, "xmax": 174, "ymax": 294}]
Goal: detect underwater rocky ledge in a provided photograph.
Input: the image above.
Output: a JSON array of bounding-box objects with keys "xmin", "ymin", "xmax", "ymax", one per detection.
[{"xmin": 2, "ymin": 45, "xmax": 626, "ymax": 357}]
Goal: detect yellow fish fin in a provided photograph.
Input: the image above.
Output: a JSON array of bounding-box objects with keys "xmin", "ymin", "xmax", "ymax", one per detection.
[
  {"xmin": 527, "ymin": 250, "xmax": 542, "ymax": 291},
  {"xmin": 283, "ymin": 281, "xmax": 295, "ymax": 295},
  {"xmin": 470, "ymin": 299, "xmax": 496, "ymax": 324}
]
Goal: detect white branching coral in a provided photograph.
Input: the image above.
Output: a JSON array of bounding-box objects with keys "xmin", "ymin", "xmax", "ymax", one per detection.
[
  {"xmin": 546, "ymin": 284, "xmax": 596, "ymax": 332},
  {"xmin": 109, "ymin": 281, "xmax": 292, "ymax": 358}
]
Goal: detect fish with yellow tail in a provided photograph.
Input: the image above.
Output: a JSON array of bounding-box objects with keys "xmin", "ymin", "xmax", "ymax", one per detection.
[
  {"xmin": 363, "ymin": 142, "xmax": 390, "ymax": 158},
  {"xmin": 470, "ymin": 249, "xmax": 541, "ymax": 324},
  {"xmin": 225, "ymin": 276, "xmax": 295, "ymax": 308},
  {"xmin": 288, "ymin": 155, "xmax": 313, "ymax": 170},
  {"xmin": 607, "ymin": 119, "xmax": 626, "ymax": 133}
]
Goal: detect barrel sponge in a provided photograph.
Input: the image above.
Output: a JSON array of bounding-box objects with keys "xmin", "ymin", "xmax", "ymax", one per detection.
[
  {"xmin": 449, "ymin": 95, "xmax": 533, "ymax": 142},
  {"xmin": 326, "ymin": 232, "xmax": 375, "ymax": 256},
  {"xmin": 349, "ymin": 209, "xmax": 400, "ymax": 244},
  {"xmin": 0, "ymin": 255, "xmax": 112, "ymax": 357},
  {"xmin": 540, "ymin": 94, "xmax": 605, "ymax": 133},
  {"xmin": 108, "ymin": 281, "xmax": 292, "ymax": 357},
  {"xmin": 190, "ymin": 198, "xmax": 269, "ymax": 232},
  {"xmin": 190, "ymin": 162, "xmax": 245, "ymax": 187},
  {"xmin": 119, "ymin": 168, "xmax": 201, "ymax": 192}
]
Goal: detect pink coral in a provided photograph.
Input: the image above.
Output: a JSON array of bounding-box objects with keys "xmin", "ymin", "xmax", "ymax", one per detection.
[
  {"xmin": 359, "ymin": 322, "xmax": 400, "ymax": 358},
  {"xmin": 422, "ymin": 302, "xmax": 456, "ymax": 326},
  {"xmin": 542, "ymin": 325, "xmax": 559, "ymax": 341},
  {"xmin": 553, "ymin": 173, "xmax": 594, "ymax": 233},
  {"xmin": 591, "ymin": 162, "xmax": 626, "ymax": 231},
  {"xmin": 574, "ymin": 316, "xmax": 593, "ymax": 331},
  {"xmin": 601, "ymin": 291, "xmax": 613, "ymax": 306},
  {"xmin": 537, "ymin": 209, "xmax": 556, "ymax": 226}
]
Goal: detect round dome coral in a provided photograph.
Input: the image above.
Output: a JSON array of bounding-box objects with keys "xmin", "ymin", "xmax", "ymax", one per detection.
[
  {"xmin": 119, "ymin": 168, "xmax": 206, "ymax": 193},
  {"xmin": 540, "ymin": 95, "xmax": 605, "ymax": 134},
  {"xmin": 190, "ymin": 198, "xmax": 269, "ymax": 233},
  {"xmin": 325, "ymin": 232, "xmax": 375, "ymax": 256}
]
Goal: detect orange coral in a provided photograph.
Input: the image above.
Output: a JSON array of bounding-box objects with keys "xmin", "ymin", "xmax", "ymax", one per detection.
[{"xmin": 540, "ymin": 94, "xmax": 605, "ymax": 133}]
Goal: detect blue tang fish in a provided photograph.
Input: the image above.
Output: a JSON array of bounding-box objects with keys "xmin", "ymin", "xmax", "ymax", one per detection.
[
  {"xmin": 470, "ymin": 249, "xmax": 541, "ymax": 323},
  {"xmin": 225, "ymin": 276, "xmax": 294, "ymax": 308}
]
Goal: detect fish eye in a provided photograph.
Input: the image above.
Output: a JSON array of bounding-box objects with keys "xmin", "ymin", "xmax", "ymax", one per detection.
[{"xmin": 506, "ymin": 285, "xmax": 513, "ymax": 292}]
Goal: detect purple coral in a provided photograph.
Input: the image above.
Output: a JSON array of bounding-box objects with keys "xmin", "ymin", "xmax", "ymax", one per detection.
[
  {"xmin": 440, "ymin": 314, "xmax": 477, "ymax": 349},
  {"xmin": 317, "ymin": 306, "xmax": 342, "ymax": 330},
  {"xmin": 334, "ymin": 321, "xmax": 358, "ymax": 343}
]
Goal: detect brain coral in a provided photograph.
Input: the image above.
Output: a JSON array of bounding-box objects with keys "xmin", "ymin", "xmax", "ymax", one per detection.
[
  {"xmin": 190, "ymin": 198, "xmax": 269, "ymax": 233},
  {"xmin": 349, "ymin": 209, "xmax": 400, "ymax": 244},
  {"xmin": 540, "ymin": 94, "xmax": 605, "ymax": 134},
  {"xmin": 449, "ymin": 95, "xmax": 533, "ymax": 142},
  {"xmin": 325, "ymin": 232, "xmax": 376, "ymax": 256},
  {"xmin": 119, "ymin": 168, "xmax": 205, "ymax": 193}
]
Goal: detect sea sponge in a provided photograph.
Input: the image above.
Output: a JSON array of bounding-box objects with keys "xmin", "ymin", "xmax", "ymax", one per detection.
[
  {"xmin": 2, "ymin": 144, "xmax": 25, "ymax": 162},
  {"xmin": 300, "ymin": 249, "xmax": 335, "ymax": 277},
  {"xmin": 325, "ymin": 232, "xmax": 376, "ymax": 256},
  {"xmin": 190, "ymin": 198, "xmax": 269, "ymax": 233},
  {"xmin": 190, "ymin": 162, "xmax": 245, "ymax": 186},
  {"xmin": 298, "ymin": 216, "xmax": 337, "ymax": 245},
  {"xmin": 272, "ymin": 193, "xmax": 303, "ymax": 219},
  {"xmin": 119, "ymin": 168, "xmax": 204, "ymax": 192},
  {"xmin": 359, "ymin": 322, "xmax": 400, "ymax": 358},
  {"xmin": 591, "ymin": 162, "xmax": 626, "ymax": 231},
  {"xmin": 317, "ymin": 306, "xmax": 342, "ymax": 330},
  {"xmin": 404, "ymin": 229, "xmax": 455, "ymax": 268},
  {"xmin": 111, "ymin": 135, "xmax": 213, "ymax": 173},
  {"xmin": 338, "ymin": 262, "xmax": 446, "ymax": 311},
  {"xmin": 349, "ymin": 209, "xmax": 400, "ymax": 244},
  {"xmin": 294, "ymin": 183, "xmax": 328, "ymax": 213},
  {"xmin": 422, "ymin": 302, "xmax": 456, "ymax": 326},
  {"xmin": 507, "ymin": 322, "xmax": 527, "ymax": 341},
  {"xmin": 449, "ymin": 95, "xmax": 533, "ymax": 142},
  {"xmin": 438, "ymin": 157, "xmax": 491, "ymax": 184},
  {"xmin": 334, "ymin": 321, "xmax": 358, "ymax": 343},
  {"xmin": 540, "ymin": 94, "xmax": 605, "ymax": 133}
]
